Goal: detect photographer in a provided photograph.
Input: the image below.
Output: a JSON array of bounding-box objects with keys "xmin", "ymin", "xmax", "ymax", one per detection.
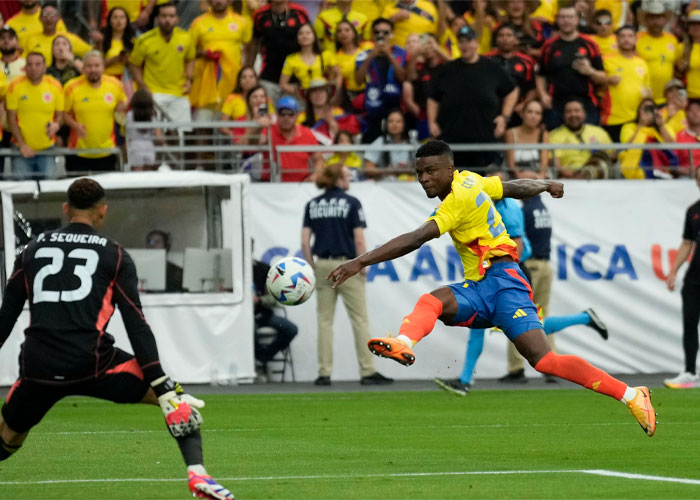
[
  {"xmin": 355, "ymin": 18, "xmax": 407, "ymax": 143},
  {"xmin": 619, "ymin": 98, "xmax": 678, "ymax": 179}
]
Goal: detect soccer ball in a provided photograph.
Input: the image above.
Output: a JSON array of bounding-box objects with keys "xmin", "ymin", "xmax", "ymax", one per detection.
[{"xmin": 266, "ymin": 257, "xmax": 316, "ymax": 306}]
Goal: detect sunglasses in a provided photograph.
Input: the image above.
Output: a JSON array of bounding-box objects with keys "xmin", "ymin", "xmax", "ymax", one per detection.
[
  {"xmin": 278, "ymin": 110, "xmax": 295, "ymax": 116},
  {"xmin": 374, "ymin": 29, "xmax": 390, "ymax": 36},
  {"xmin": 596, "ymin": 18, "xmax": 612, "ymax": 25}
]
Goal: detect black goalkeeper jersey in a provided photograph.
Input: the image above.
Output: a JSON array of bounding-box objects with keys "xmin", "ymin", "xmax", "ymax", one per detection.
[{"xmin": 0, "ymin": 223, "xmax": 165, "ymax": 384}]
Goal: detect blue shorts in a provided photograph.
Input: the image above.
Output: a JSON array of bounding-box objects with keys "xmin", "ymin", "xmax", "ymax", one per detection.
[{"xmin": 446, "ymin": 262, "xmax": 542, "ymax": 341}]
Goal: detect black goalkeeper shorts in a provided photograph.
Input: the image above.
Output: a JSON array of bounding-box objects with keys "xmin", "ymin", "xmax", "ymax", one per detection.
[{"xmin": 1, "ymin": 348, "xmax": 150, "ymax": 434}]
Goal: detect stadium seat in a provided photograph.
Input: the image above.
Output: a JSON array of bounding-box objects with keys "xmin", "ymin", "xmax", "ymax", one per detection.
[{"xmin": 255, "ymin": 326, "xmax": 295, "ymax": 383}]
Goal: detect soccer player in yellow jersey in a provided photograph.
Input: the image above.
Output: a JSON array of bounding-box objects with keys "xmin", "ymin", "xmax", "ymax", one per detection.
[
  {"xmin": 314, "ymin": 0, "xmax": 368, "ymax": 53},
  {"xmin": 189, "ymin": 0, "xmax": 252, "ymax": 118},
  {"xmin": 601, "ymin": 25, "xmax": 651, "ymax": 142},
  {"xmin": 63, "ymin": 52, "xmax": 127, "ymax": 173},
  {"xmin": 6, "ymin": 0, "xmax": 67, "ymax": 53},
  {"xmin": 382, "ymin": 0, "xmax": 438, "ymax": 48},
  {"xmin": 129, "ymin": 3, "xmax": 195, "ymax": 127},
  {"xmin": 24, "ymin": 3, "xmax": 92, "ymax": 65},
  {"xmin": 328, "ymin": 140, "xmax": 657, "ymax": 438},
  {"xmin": 6, "ymin": 52, "xmax": 63, "ymax": 179},
  {"xmin": 636, "ymin": 4, "xmax": 679, "ymax": 105}
]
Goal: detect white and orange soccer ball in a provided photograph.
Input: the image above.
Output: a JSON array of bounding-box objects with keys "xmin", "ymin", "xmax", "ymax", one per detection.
[{"xmin": 265, "ymin": 257, "xmax": 315, "ymax": 306}]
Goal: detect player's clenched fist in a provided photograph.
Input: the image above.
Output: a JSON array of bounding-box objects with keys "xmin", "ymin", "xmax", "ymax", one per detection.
[
  {"xmin": 547, "ymin": 181, "xmax": 564, "ymax": 198},
  {"xmin": 326, "ymin": 259, "xmax": 362, "ymax": 288},
  {"xmin": 151, "ymin": 376, "xmax": 204, "ymax": 437}
]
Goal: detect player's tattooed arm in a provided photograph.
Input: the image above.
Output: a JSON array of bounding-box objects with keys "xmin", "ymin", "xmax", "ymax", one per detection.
[
  {"xmin": 501, "ymin": 179, "xmax": 564, "ymax": 200},
  {"xmin": 327, "ymin": 221, "xmax": 441, "ymax": 288}
]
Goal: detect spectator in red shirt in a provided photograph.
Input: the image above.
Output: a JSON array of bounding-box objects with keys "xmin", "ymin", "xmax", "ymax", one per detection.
[
  {"xmin": 676, "ymin": 99, "xmax": 700, "ymax": 176},
  {"xmin": 269, "ymin": 96, "xmax": 323, "ymax": 182}
]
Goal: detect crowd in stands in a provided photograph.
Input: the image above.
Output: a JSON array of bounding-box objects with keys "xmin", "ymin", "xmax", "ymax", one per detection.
[{"xmin": 1, "ymin": 0, "xmax": 700, "ymax": 180}]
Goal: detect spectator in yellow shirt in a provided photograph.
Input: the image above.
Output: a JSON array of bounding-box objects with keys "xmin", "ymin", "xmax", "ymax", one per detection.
[
  {"xmin": 6, "ymin": 0, "xmax": 67, "ymax": 53},
  {"xmin": 636, "ymin": 2, "xmax": 679, "ymax": 105},
  {"xmin": 129, "ymin": 2, "xmax": 196, "ymax": 128},
  {"xmin": 97, "ymin": 7, "xmax": 137, "ymax": 80},
  {"xmin": 25, "ymin": 3, "xmax": 92, "ymax": 66},
  {"xmin": 221, "ymin": 66, "xmax": 261, "ymax": 122},
  {"xmin": 660, "ymin": 79, "xmax": 688, "ymax": 136},
  {"xmin": 676, "ymin": 10, "xmax": 700, "ymax": 100},
  {"xmin": 382, "ymin": 0, "xmax": 438, "ymax": 48},
  {"xmin": 189, "ymin": 0, "xmax": 252, "ymax": 120},
  {"xmin": 63, "ymin": 51, "xmax": 128, "ymax": 174},
  {"xmin": 334, "ymin": 19, "xmax": 373, "ymax": 110},
  {"xmin": 279, "ymin": 23, "xmax": 341, "ymax": 99},
  {"xmin": 6, "ymin": 52, "xmax": 64, "ymax": 179},
  {"xmin": 591, "ymin": 9, "xmax": 618, "ymax": 57},
  {"xmin": 315, "ymin": 0, "xmax": 368, "ymax": 53},
  {"xmin": 549, "ymin": 99, "xmax": 613, "ymax": 178},
  {"xmin": 601, "ymin": 25, "xmax": 651, "ymax": 142}
]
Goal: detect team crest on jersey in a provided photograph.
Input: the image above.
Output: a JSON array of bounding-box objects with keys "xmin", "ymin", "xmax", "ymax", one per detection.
[
  {"xmin": 288, "ymin": 18, "xmax": 297, "ymax": 27},
  {"xmin": 228, "ymin": 22, "xmax": 238, "ymax": 31},
  {"xmin": 208, "ymin": 27, "xmax": 214, "ymax": 32},
  {"xmin": 104, "ymin": 92, "xmax": 114, "ymax": 104},
  {"xmin": 42, "ymin": 92, "xmax": 52, "ymax": 103},
  {"xmin": 577, "ymin": 47, "xmax": 587, "ymax": 55},
  {"xmin": 636, "ymin": 67, "xmax": 645, "ymax": 76},
  {"xmin": 177, "ymin": 45, "xmax": 184, "ymax": 52},
  {"xmin": 514, "ymin": 63, "xmax": 524, "ymax": 72},
  {"xmin": 668, "ymin": 43, "xmax": 675, "ymax": 51}
]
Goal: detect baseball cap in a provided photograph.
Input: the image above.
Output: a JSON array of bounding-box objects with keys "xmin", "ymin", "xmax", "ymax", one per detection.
[
  {"xmin": 688, "ymin": 9, "xmax": 700, "ymax": 22},
  {"xmin": 0, "ymin": 26, "xmax": 17, "ymax": 38},
  {"xmin": 277, "ymin": 96, "xmax": 299, "ymax": 112},
  {"xmin": 457, "ymin": 25, "xmax": 477, "ymax": 41},
  {"xmin": 664, "ymin": 78, "xmax": 685, "ymax": 92},
  {"xmin": 641, "ymin": 0, "xmax": 667, "ymax": 15}
]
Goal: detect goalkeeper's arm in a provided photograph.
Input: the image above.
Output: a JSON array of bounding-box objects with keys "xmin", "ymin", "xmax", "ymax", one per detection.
[{"xmin": 0, "ymin": 255, "xmax": 28, "ymax": 350}]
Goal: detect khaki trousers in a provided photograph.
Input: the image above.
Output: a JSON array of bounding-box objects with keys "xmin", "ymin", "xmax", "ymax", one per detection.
[
  {"xmin": 314, "ymin": 258, "xmax": 376, "ymax": 377},
  {"xmin": 507, "ymin": 259, "xmax": 556, "ymax": 372}
]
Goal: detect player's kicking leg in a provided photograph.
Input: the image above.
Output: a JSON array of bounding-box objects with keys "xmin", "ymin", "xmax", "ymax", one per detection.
[{"xmin": 512, "ymin": 329, "xmax": 656, "ymax": 437}]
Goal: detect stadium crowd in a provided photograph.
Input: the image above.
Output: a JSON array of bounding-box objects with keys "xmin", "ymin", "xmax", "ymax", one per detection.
[{"xmin": 1, "ymin": 0, "xmax": 700, "ymax": 180}]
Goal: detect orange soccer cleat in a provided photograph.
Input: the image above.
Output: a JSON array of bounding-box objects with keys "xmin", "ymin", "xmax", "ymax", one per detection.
[
  {"xmin": 188, "ymin": 471, "xmax": 235, "ymax": 500},
  {"xmin": 626, "ymin": 386, "xmax": 657, "ymax": 437},
  {"xmin": 368, "ymin": 337, "xmax": 416, "ymax": 366}
]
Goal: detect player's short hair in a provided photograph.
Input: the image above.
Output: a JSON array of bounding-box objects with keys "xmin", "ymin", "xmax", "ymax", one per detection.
[
  {"xmin": 67, "ymin": 178, "xmax": 105, "ymax": 210},
  {"xmin": 416, "ymin": 140, "xmax": 454, "ymax": 163}
]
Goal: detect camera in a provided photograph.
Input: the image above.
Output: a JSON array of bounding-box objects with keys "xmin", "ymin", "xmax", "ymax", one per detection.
[
  {"xmin": 258, "ymin": 104, "xmax": 268, "ymax": 115},
  {"xmin": 376, "ymin": 35, "xmax": 385, "ymax": 43},
  {"xmin": 643, "ymin": 104, "xmax": 656, "ymax": 114}
]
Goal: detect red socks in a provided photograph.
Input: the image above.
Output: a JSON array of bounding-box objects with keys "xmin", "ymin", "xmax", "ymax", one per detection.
[
  {"xmin": 398, "ymin": 294, "xmax": 443, "ymax": 345},
  {"xmin": 534, "ymin": 351, "xmax": 627, "ymax": 401}
]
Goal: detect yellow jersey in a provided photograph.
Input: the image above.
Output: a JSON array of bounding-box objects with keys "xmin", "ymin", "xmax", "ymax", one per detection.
[
  {"xmin": 6, "ymin": 75, "xmax": 64, "ymax": 150},
  {"xmin": 281, "ymin": 50, "xmax": 338, "ymax": 89},
  {"xmin": 64, "ymin": 75, "xmax": 126, "ymax": 158},
  {"xmin": 618, "ymin": 123, "xmax": 665, "ymax": 179},
  {"xmin": 314, "ymin": 7, "xmax": 368, "ymax": 53},
  {"xmin": 636, "ymin": 31, "xmax": 679, "ymax": 104},
  {"xmin": 601, "ymin": 53, "xmax": 650, "ymax": 126},
  {"xmin": 0, "ymin": 72, "xmax": 7, "ymax": 140},
  {"xmin": 189, "ymin": 10, "xmax": 252, "ymax": 76},
  {"xmin": 7, "ymin": 10, "xmax": 67, "ymax": 52},
  {"xmin": 106, "ymin": 0, "xmax": 142, "ymax": 23},
  {"xmin": 531, "ymin": 0, "xmax": 558, "ymax": 24},
  {"xmin": 439, "ymin": 29, "xmax": 461, "ymax": 59},
  {"xmin": 661, "ymin": 107, "xmax": 686, "ymax": 136},
  {"xmin": 427, "ymin": 171, "xmax": 517, "ymax": 282},
  {"xmin": 549, "ymin": 124, "xmax": 612, "ymax": 174},
  {"xmin": 675, "ymin": 42, "xmax": 700, "ymax": 99},
  {"xmin": 336, "ymin": 42, "xmax": 373, "ymax": 92},
  {"xmin": 220, "ymin": 93, "xmax": 275, "ymax": 120},
  {"xmin": 25, "ymin": 32, "xmax": 92, "ymax": 65},
  {"xmin": 382, "ymin": 0, "xmax": 438, "ymax": 48},
  {"xmin": 592, "ymin": 35, "xmax": 618, "ymax": 57},
  {"xmin": 129, "ymin": 27, "xmax": 196, "ymax": 96},
  {"xmin": 104, "ymin": 38, "xmax": 128, "ymax": 77},
  {"xmin": 464, "ymin": 11, "xmax": 493, "ymax": 55},
  {"xmin": 352, "ymin": 0, "xmax": 390, "ymax": 39},
  {"xmin": 595, "ymin": 0, "xmax": 632, "ymax": 29}
]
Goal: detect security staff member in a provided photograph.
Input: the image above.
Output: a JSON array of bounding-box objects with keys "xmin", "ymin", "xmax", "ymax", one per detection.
[{"xmin": 301, "ymin": 164, "xmax": 392, "ymax": 387}]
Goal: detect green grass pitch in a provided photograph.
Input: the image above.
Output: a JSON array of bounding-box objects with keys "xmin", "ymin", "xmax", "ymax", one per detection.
[{"xmin": 1, "ymin": 387, "xmax": 699, "ymax": 499}]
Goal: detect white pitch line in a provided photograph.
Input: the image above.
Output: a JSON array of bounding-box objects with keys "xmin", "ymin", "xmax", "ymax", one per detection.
[
  {"xmin": 1, "ymin": 469, "xmax": 699, "ymax": 486},
  {"xmin": 31, "ymin": 420, "xmax": 697, "ymax": 436}
]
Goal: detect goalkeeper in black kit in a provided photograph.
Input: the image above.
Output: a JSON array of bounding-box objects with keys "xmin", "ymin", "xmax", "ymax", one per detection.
[{"xmin": 0, "ymin": 178, "xmax": 234, "ymax": 500}]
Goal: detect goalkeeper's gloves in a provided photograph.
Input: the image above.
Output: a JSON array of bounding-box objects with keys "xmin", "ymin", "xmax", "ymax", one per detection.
[{"xmin": 151, "ymin": 376, "xmax": 204, "ymax": 437}]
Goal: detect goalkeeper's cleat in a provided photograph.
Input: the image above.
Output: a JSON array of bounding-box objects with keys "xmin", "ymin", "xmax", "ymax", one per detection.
[
  {"xmin": 626, "ymin": 386, "xmax": 656, "ymax": 437},
  {"xmin": 188, "ymin": 471, "xmax": 235, "ymax": 500},
  {"xmin": 368, "ymin": 337, "xmax": 415, "ymax": 366},
  {"xmin": 663, "ymin": 371, "xmax": 699, "ymax": 389}
]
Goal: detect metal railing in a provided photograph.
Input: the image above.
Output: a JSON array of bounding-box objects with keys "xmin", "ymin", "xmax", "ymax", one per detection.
[{"xmin": 0, "ymin": 147, "xmax": 123, "ymax": 179}]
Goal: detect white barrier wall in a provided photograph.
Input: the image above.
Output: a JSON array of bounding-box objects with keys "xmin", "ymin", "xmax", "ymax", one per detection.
[{"xmin": 251, "ymin": 180, "xmax": 698, "ymax": 382}]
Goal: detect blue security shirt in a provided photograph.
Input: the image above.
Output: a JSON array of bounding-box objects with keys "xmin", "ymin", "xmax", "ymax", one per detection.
[
  {"xmin": 522, "ymin": 194, "xmax": 552, "ymax": 260},
  {"xmin": 303, "ymin": 187, "xmax": 366, "ymax": 259},
  {"xmin": 495, "ymin": 198, "xmax": 531, "ymax": 262}
]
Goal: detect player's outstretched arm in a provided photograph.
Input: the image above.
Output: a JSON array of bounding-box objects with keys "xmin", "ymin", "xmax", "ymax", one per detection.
[
  {"xmin": 327, "ymin": 221, "xmax": 440, "ymax": 288},
  {"xmin": 501, "ymin": 179, "xmax": 564, "ymax": 200},
  {"xmin": 0, "ymin": 256, "xmax": 28, "ymax": 350}
]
